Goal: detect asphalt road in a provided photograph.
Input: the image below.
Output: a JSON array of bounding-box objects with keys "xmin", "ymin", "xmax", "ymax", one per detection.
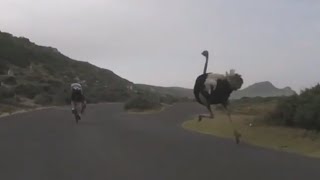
[{"xmin": 0, "ymin": 103, "xmax": 320, "ymax": 180}]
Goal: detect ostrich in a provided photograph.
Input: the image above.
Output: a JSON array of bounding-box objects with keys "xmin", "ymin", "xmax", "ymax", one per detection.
[{"xmin": 193, "ymin": 50, "xmax": 244, "ymax": 143}]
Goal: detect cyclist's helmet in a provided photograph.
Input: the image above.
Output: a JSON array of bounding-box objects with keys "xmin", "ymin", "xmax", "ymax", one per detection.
[{"xmin": 71, "ymin": 83, "xmax": 82, "ymax": 92}]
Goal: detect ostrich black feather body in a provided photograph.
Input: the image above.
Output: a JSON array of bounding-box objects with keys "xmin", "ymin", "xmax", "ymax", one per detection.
[{"xmin": 194, "ymin": 74, "xmax": 234, "ymax": 106}]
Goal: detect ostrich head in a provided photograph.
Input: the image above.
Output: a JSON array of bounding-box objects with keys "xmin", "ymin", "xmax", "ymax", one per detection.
[
  {"xmin": 226, "ymin": 69, "xmax": 243, "ymax": 90},
  {"xmin": 201, "ymin": 50, "xmax": 209, "ymax": 58}
]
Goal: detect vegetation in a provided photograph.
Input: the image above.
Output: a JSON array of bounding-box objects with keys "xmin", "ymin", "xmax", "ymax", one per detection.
[
  {"xmin": 1, "ymin": 106, "xmax": 15, "ymax": 115},
  {"xmin": 135, "ymin": 84, "xmax": 194, "ymax": 99},
  {"xmin": 0, "ymin": 86, "xmax": 15, "ymax": 99},
  {"xmin": 0, "ymin": 31, "xmax": 135, "ymax": 109},
  {"xmin": 2, "ymin": 76, "xmax": 17, "ymax": 85},
  {"xmin": 124, "ymin": 90, "xmax": 192, "ymax": 112},
  {"xmin": 266, "ymin": 84, "xmax": 320, "ymax": 130},
  {"xmin": 183, "ymin": 113, "xmax": 320, "ymax": 158},
  {"xmin": 124, "ymin": 92, "xmax": 162, "ymax": 111},
  {"xmin": 183, "ymin": 92, "xmax": 320, "ymax": 158},
  {"xmin": 229, "ymin": 96, "xmax": 280, "ymax": 115},
  {"xmin": 34, "ymin": 94, "xmax": 53, "ymax": 105}
]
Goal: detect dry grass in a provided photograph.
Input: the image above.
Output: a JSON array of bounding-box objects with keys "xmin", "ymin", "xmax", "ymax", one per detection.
[{"xmin": 183, "ymin": 111, "xmax": 320, "ymax": 158}]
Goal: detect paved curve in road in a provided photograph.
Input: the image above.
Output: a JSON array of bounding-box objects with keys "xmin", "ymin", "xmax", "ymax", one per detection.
[{"xmin": 0, "ymin": 103, "xmax": 320, "ymax": 180}]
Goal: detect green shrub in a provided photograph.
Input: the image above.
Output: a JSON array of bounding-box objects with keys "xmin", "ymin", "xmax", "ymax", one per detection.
[
  {"xmin": 160, "ymin": 94, "xmax": 178, "ymax": 105},
  {"xmin": 3, "ymin": 76, "xmax": 17, "ymax": 85},
  {"xmin": 0, "ymin": 97, "xmax": 21, "ymax": 106},
  {"xmin": 15, "ymin": 84, "xmax": 42, "ymax": 99},
  {"xmin": 84, "ymin": 85, "xmax": 133, "ymax": 103},
  {"xmin": 51, "ymin": 90, "xmax": 69, "ymax": 105},
  {"xmin": 0, "ymin": 61, "xmax": 8, "ymax": 74},
  {"xmin": 235, "ymin": 96, "xmax": 281, "ymax": 104},
  {"xmin": 266, "ymin": 84, "xmax": 320, "ymax": 130},
  {"xmin": 34, "ymin": 94, "xmax": 52, "ymax": 105},
  {"xmin": 124, "ymin": 93, "xmax": 162, "ymax": 111},
  {"xmin": 293, "ymin": 95, "xmax": 320, "ymax": 130},
  {"xmin": 0, "ymin": 86, "xmax": 15, "ymax": 99},
  {"xmin": 1, "ymin": 106, "xmax": 15, "ymax": 114}
]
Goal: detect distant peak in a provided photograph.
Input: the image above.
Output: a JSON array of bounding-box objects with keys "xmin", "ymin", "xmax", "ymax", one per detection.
[
  {"xmin": 230, "ymin": 81, "xmax": 296, "ymax": 99},
  {"xmin": 252, "ymin": 81, "xmax": 275, "ymax": 88}
]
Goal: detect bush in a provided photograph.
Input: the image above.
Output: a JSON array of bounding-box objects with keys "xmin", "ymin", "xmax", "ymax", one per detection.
[
  {"xmin": 124, "ymin": 93, "xmax": 162, "ymax": 111},
  {"xmin": 270, "ymin": 95, "xmax": 298, "ymax": 126},
  {"xmin": 266, "ymin": 84, "xmax": 320, "ymax": 130},
  {"xmin": 34, "ymin": 94, "xmax": 52, "ymax": 105},
  {"xmin": 51, "ymin": 90, "xmax": 69, "ymax": 105},
  {"xmin": 160, "ymin": 94, "xmax": 178, "ymax": 105},
  {"xmin": 0, "ymin": 86, "xmax": 15, "ymax": 99},
  {"xmin": 1, "ymin": 106, "xmax": 15, "ymax": 114},
  {"xmin": 293, "ymin": 98, "xmax": 320, "ymax": 129},
  {"xmin": 235, "ymin": 96, "xmax": 281, "ymax": 104},
  {"xmin": 0, "ymin": 97, "xmax": 20, "ymax": 106},
  {"xmin": 3, "ymin": 76, "xmax": 17, "ymax": 85},
  {"xmin": 0, "ymin": 61, "xmax": 8, "ymax": 74},
  {"xmin": 15, "ymin": 84, "xmax": 42, "ymax": 98},
  {"xmin": 84, "ymin": 85, "xmax": 133, "ymax": 103}
]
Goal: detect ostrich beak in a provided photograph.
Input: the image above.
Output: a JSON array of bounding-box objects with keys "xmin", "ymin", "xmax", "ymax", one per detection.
[{"xmin": 201, "ymin": 50, "xmax": 209, "ymax": 58}]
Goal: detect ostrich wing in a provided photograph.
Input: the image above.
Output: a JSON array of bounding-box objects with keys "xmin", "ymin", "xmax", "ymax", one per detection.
[{"xmin": 204, "ymin": 73, "xmax": 225, "ymax": 94}]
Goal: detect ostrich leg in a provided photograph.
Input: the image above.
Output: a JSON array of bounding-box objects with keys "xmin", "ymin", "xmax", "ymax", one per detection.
[
  {"xmin": 198, "ymin": 104, "xmax": 214, "ymax": 122},
  {"xmin": 222, "ymin": 103, "xmax": 241, "ymax": 144}
]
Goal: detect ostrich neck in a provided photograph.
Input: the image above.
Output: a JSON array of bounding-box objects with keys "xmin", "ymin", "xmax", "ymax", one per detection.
[{"xmin": 203, "ymin": 56, "xmax": 209, "ymax": 74}]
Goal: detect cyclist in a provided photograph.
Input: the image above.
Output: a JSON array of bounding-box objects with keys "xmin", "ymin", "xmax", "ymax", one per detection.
[{"xmin": 71, "ymin": 82, "xmax": 86, "ymax": 120}]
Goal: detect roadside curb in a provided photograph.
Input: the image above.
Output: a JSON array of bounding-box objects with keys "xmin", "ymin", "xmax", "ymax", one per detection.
[{"xmin": 0, "ymin": 106, "xmax": 56, "ymax": 119}]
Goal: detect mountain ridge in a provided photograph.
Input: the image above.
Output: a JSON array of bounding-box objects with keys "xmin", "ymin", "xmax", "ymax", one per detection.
[{"xmin": 230, "ymin": 81, "xmax": 296, "ymax": 99}]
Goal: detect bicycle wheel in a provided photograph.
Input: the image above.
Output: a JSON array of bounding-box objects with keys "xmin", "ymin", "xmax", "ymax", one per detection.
[{"xmin": 74, "ymin": 102, "xmax": 81, "ymax": 123}]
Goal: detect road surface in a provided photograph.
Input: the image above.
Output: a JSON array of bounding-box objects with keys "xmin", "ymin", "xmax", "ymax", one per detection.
[{"xmin": 0, "ymin": 103, "xmax": 320, "ymax": 180}]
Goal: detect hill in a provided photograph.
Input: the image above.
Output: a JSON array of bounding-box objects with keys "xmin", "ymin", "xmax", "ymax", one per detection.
[
  {"xmin": 231, "ymin": 81, "xmax": 296, "ymax": 99},
  {"xmin": 0, "ymin": 31, "xmax": 135, "ymax": 109}
]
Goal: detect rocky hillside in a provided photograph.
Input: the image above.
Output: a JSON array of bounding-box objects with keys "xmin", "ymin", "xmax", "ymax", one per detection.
[
  {"xmin": 231, "ymin": 81, "xmax": 296, "ymax": 99},
  {"xmin": 0, "ymin": 31, "xmax": 135, "ymax": 109}
]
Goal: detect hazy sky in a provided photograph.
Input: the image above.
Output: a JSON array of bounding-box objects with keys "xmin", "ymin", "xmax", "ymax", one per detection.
[{"xmin": 1, "ymin": 0, "xmax": 319, "ymax": 91}]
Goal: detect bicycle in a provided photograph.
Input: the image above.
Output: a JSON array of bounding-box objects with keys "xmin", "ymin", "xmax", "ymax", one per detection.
[{"xmin": 72, "ymin": 101, "xmax": 86, "ymax": 123}]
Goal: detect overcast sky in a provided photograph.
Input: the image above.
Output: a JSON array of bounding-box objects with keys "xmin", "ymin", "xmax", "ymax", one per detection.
[{"xmin": 1, "ymin": 0, "xmax": 319, "ymax": 91}]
